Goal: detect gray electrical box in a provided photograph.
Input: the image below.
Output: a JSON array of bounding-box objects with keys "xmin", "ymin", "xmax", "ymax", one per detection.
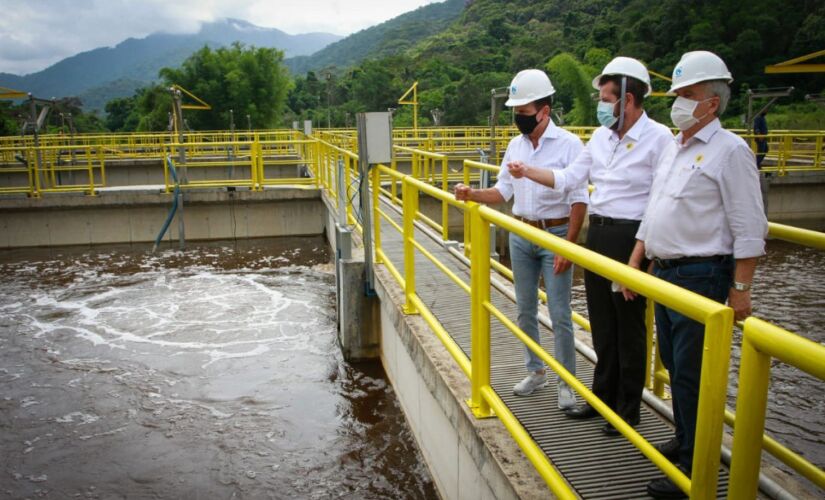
[
  {"xmin": 292, "ymin": 121, "xmax": 299, "ymax": 130},
  {"xmin": 356, "ymin": 112, "xmax": 392, "ymax": 164},
  {"xmin": 303, "ymin": 120, "xmax": 312, "ymax": 136}
]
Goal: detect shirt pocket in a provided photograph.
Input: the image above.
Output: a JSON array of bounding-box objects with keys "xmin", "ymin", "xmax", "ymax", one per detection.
[{"xmin": 664, "ymin": 165, "xmax": 700, "ymax": 199}]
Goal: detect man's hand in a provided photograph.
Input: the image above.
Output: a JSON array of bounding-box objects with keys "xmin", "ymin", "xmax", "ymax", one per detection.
[
  {"xmin": 553, "ymin": 255, "xmax": 572, "ymax": 275},
  {"xmin": 507, "ymin": 161, "xmax": 530, "ymax": 179},
  {"xmin": 728, "ymin": 288, "xmax": 752, "ymax": 321},
  {"xmin": 454, "ymin": 183, "xmax": 472, "ymax": 201}
]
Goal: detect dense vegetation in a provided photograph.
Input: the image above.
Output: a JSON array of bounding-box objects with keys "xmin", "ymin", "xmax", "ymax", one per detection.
[
  {"xmin": 6, "ymin": 0, "xmax": 823, "ymax": 134},
  {"xmin": 284, "ymin": 0, "xmax": 825, "ymax": 129},
  {"xmin": 104, "ymin": 43, "xmax": 292, "ymax": 131}
]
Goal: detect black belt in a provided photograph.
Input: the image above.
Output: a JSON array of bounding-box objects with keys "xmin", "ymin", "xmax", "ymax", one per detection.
[
  {"xmin": 589, "ymin": 215, "xmax": 640, "ymax": 226},
  {"xmin": 514, "ymin": 215, "xmax": 569, "ymax": 229},
  {"xmin": 653, "ymin": 255, "xmax": 731, "ymax": 269}
]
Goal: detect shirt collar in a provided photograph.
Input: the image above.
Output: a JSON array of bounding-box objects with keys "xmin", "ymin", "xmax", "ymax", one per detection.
[
  {"xmin": 610, "ymin": 112, "xmax": 649, "ymax": 142},
  {"xmin": 675, "ymin": 118, "xmax": 722, "ymax": 145},
  {"xmin": 519, "ymin": 119, "xmax": 559, "ymax": 146}
]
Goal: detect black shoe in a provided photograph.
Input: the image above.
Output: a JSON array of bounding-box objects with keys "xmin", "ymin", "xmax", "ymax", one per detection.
[
  {"xmin": 654, "ymin": 436, "xmax": 680, "ymax": 461},
  {"xmin": 601, "ymin": 416, "xmax": 640, "ymax": 436},
  {"xmin": 563, "ymin": 403, "xmax": 598, "ymax": 419},
  {"xmin": 646, "ymin": 467, "xmax": 689, "ymax": 499}
]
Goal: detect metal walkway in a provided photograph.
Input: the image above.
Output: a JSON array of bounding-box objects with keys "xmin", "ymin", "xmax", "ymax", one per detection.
[{"xmin": 374, "ymin": 197, "xmax": 730, "ymax": 498}]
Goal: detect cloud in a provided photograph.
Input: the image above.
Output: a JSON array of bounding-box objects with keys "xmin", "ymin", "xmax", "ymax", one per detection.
[{"xmin": 0, "ymin": 0, "xmax": 441, "ymax": 76}]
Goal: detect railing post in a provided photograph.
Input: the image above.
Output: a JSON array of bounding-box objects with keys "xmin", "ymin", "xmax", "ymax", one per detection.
[
  {"xmin": 251, "ymin": 135, "xmax": 260, "ymax": 189},
  {"xmin": 727, "ymin": 321, "xmax": 770, "ymax": 500},
  {"xmin": 162, "ymin": 149, "xmax": 171, "ymax": 194},
  {"xmin": 97, "ymin": 146, "xmax": 106, "ymax": 188},
  {"xmin": 86, "ymin": 148, "xmax": 96, "ymax": 196},
  {"xmin": 345, "ymin": 154, "xmax": 354, "ymax": 225},
  {"xmin": 257, "ymin": 139, "xmax": 265, "ymax": 190},
  {"xmin": 468, "ymin": 203, "xmax": 492, "ymax": 418},
  {"xmin": 372, "ymin": 166, "xmax": 382, "ymax": 264},
  {"xmin": 402, "ymin": 178, "xmax": 418, "ymax": 315},
  {"xmin": 441, "ymin": 156, "xmax": 449, "ymax": 241},
  {"xmin": 644, "ymin": 297, "xmax": 656, "ymax": 392},
  {"xmin": 391, "ymin": 156, "xmax": 399, "ymax": 204},
  {"xmin": 690, "ymin": 307, "xmax": 734, "ymax": 499},
  {"xmin": 463, "ymin": 160, "xmax": 471, "ymax": 257}
]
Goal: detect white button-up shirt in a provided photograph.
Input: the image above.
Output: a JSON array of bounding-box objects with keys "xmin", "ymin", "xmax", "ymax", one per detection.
[
  {"xmin": 494, "ymin": 121, "xmax": 588, "ymax": 220},
  {"xmin": 637, "ymin": 119, "xmax": 768, "ymax": 259},
  {"xmin": 552, "ymin": 113, "xmax": 674, "ymax": 220}
]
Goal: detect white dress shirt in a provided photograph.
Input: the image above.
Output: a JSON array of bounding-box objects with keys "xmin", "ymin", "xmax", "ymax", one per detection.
[
  {"xmin": 637, "ymin": 119, "xmax": 768, "ymax": 259},
  {"xmin": 494, "ymin": 120, "xmax": 588, "ymax": 220},
  {"xmin": 552, "ymin": 112, "xmax": 674, "ymax": 220}
]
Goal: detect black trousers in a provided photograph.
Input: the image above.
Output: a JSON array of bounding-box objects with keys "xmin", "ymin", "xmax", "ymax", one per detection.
[{"xmin": 584, "ymin": 221, "xmax": 647, "ymax": 422}]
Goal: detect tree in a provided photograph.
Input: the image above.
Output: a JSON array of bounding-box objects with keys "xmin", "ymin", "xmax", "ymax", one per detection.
[
  {"xmin": 546, "ymin": 53, "xmax": 597, "ymax": 126},
  {"xmin": 104, "ymin": 96, "xmax": 137, "ymax": 132},
  {"xmin": 157, "ymin": 42, "xmax": 292, "ymax": 130}
]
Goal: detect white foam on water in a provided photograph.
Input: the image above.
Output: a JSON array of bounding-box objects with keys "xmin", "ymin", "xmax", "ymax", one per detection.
[
  {"xmin": 55, "ymin": 412, "xmax": 100, "ymax": 425},
  {"xmin": 20, "ymin": 397, "xmax": 40, "ymax": 408},
  {"xmin": 78, "ymin": 425, "xmax": 128, "ymax": 441}
]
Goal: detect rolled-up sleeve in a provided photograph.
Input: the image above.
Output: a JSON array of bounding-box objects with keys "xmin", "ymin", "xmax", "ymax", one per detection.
[
  {"xmin": 554, "ymin": 142, "xmax": 592, "ymax": 193},
  {"xmin": 719, "ymin": 144, "xmax": 768, "ymax": 258},
  {"xmin": 564, "ymin": 139, "xmax": 589, "ymax": 205},
  {"xmin": 493, "ymin": 150, "xmax": 514, "ymax": 201}
]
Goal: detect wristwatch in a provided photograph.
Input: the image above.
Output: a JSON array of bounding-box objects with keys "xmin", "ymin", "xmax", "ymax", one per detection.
[{"xmin": 731, "ymin": 281, "xmax": 751, "ymax": 292}]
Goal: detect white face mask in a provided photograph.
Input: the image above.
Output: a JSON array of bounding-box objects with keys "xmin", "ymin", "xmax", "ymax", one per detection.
[{"xmin": 670, "ymin": 96, "xmax": 712, "ymax": 131}]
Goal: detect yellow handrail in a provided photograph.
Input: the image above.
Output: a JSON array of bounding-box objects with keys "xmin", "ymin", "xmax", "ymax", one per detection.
[{"xmin": 728, "ymin": 318, "xmax": 825, "ymax": 497}]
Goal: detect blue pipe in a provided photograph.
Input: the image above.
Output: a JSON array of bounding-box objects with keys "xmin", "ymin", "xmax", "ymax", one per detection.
[{"xmin": 153, "ymin": 156, "xmax": 181, "ymax": 252}]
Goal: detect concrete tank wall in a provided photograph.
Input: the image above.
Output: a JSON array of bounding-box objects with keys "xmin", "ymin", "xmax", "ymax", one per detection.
[{"xmin": 0, "ymin": 188, "xmax": 325, "ymax": 248}]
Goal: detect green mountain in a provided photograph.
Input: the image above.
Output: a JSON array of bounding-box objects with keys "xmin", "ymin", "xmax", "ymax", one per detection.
[
  {"xmin": 286, "ymin": 0, "xmax": 825, "ymax": 128},
  {"xmin": 0, "ymin": 19, "xmax": 341, "ymax": 110},
  {"xmin": 284, "ymin": 0, "xmax": 465, "ymax": 74}
]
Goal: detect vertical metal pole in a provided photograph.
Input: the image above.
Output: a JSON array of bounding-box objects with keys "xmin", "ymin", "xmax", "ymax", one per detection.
[
  {"xmin": 489, "ymin": 89, "xmax": 498, "ymax": 163},
  {"xmin": 172, "ymin": 89, "xmax": 186, "ymax": 249},
  {"xmin": 728, "ymin": 327, "xmax": 771, "ymax": 500},
  {"xmin": 402, "ymin": 179, "xmax": 418, "ymax": 314},
  {"xmin": 356, "ymin": 113, "xmax": 376, "ymax": 293},
  {"xmin": 337, "ymin": 159, "xmax": 347, "ymax": 224},
  {"xmin": 469, "ymin": 203, "xmax": 492, "ymax": 417},
  {"xmin": 478, "ymin": 149, "xmax": 498, "ymax": 260},
  {"xmin": 644, "ymin": 298, "xmax": 656, "ymax": 391},
  {"xmin": 372, "ymin": 166, "xmax": 382, "ymax": 264},
  {"xmin": 691, "ymin": 310, "xmax": 734, "ymax": 498}
]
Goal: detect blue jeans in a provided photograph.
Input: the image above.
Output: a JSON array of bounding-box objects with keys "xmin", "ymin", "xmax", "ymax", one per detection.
[
  {"xmin": 509, "ymin": 224, "xmax": 576, "ymax": 379},
  {"xmin": 654, "ymin": 257, "xmax": 733, "ymax": 469}
]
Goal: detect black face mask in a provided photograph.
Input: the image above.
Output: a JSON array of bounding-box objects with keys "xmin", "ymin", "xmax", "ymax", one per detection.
[{"xmin": 514, "ymin": 112, "xmax": 540, "ymax": 135}]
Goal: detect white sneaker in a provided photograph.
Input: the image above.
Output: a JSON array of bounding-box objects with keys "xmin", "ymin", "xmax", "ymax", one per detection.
[
  {"xmin": 513, "ymin": 372, "xmax": 547, "ymax": 396},
  {"xmin": 557, "ymin": 382, "xmax": 576, "ymax": 410}
]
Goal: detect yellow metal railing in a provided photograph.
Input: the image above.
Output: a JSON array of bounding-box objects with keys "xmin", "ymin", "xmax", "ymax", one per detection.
[
  {"xmin": 2, "ymin": 126, "xmax": 823, "ymax": 496},
  {"xmin": 728, "ymin": 318, "xmax": 825, "ymax": 498},
  {"xmin": 366, "ymin": 163, "xmax": 739, "ymax": 497},
  {"xmin": 351, "ymin": 147, "xmax": 825, "ymax": 498}
]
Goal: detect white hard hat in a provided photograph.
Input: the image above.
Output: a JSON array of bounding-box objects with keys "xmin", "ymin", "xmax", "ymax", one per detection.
[
  {"xmin": 669, "ymin": 51, "xmax": 733, "ymax": 92},
  {"xmin": 591, "ymin": 56, "xmax": 652, "ymax": 97},
  {"xmin": 505, "ymin": 69, "xmax": 556, "ymax": 107}
]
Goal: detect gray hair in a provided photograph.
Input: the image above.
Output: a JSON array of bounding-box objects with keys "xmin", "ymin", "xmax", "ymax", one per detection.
[{"xmin": 703, "ymin": 80, "xmax": 730, "ymax": 116}]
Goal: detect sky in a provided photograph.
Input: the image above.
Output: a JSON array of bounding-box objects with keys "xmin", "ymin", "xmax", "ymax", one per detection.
[{"xmin": 0, "ymin": 0, "xmax": 442, "ymax": 76}]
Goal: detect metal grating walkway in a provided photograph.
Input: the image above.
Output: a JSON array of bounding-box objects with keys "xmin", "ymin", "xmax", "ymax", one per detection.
[{"xmin": 374, "ymin": 197, "xmax": 729, "ymax": 498}]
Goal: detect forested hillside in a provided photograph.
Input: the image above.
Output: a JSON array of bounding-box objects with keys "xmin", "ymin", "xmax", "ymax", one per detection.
[
  {"xmin": 286, "ymin": 0, "xmax": 825, "ymax": 128},
  {"xmin": 11, "ymin": 0, "xmax": 821, "ymax": 134}
]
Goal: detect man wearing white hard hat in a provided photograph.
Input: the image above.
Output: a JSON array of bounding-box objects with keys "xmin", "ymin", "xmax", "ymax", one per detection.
[
  {"xmin": 625, "ymin": 51, "xmax": 767, "ymax": 499},
  {"xmin": 510, "ymin": 57, "xmax": 674, "ymax": 435},
  {"xmin": 454, "ymin": 69, "xmax": 589, "ymax": 410}
]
